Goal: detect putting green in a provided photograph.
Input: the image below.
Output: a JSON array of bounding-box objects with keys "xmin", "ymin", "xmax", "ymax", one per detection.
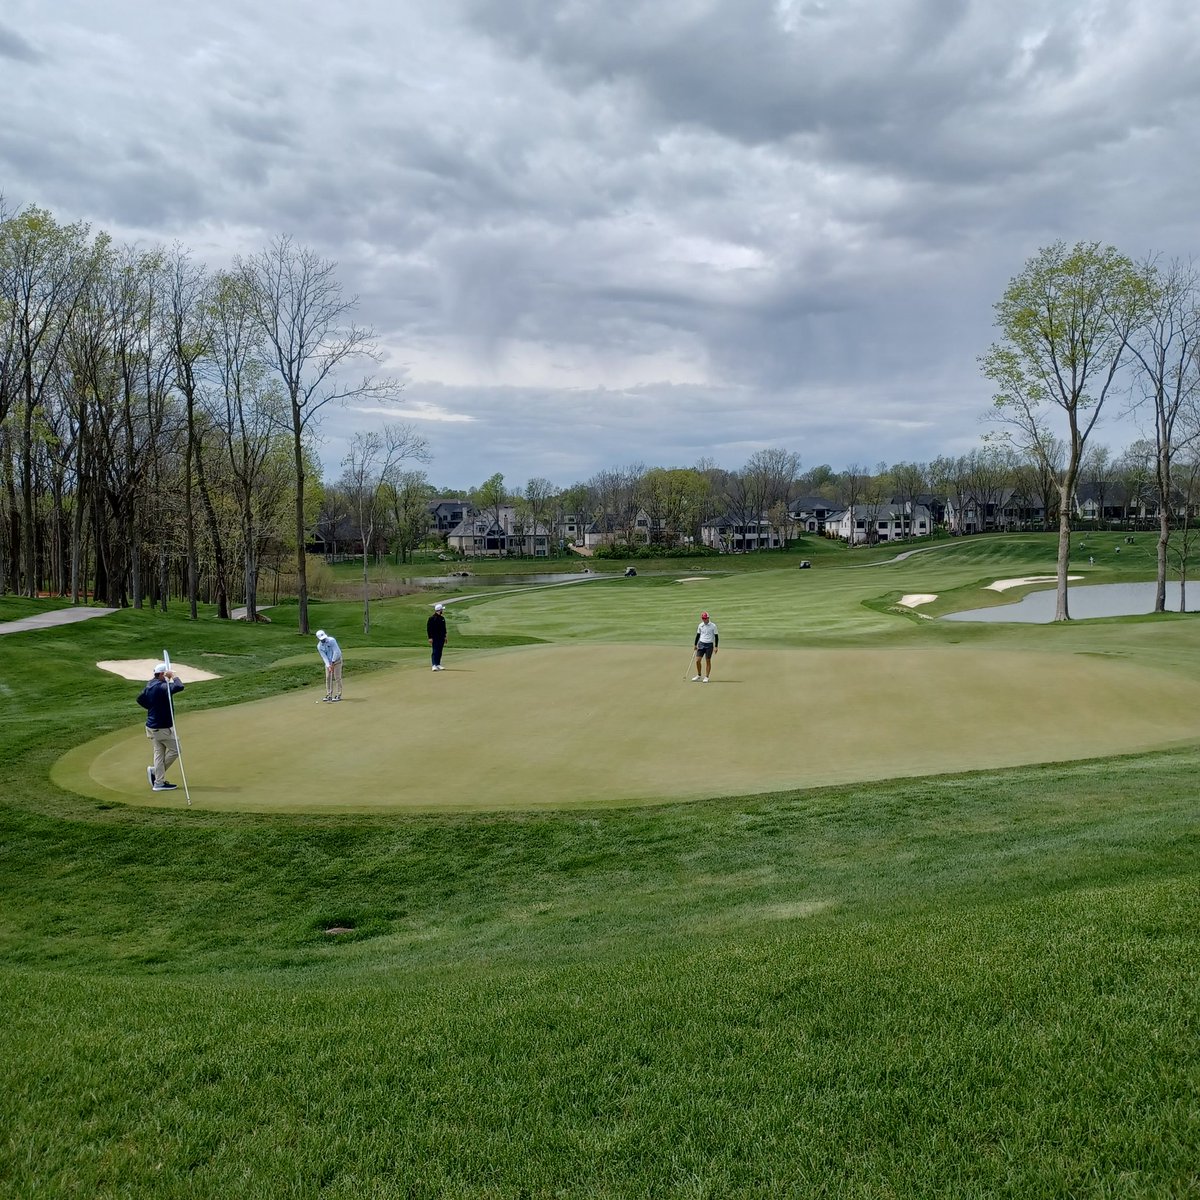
[{"xmin": 55, "ymin": 642, "xmax": 1200, "ymax": 812}]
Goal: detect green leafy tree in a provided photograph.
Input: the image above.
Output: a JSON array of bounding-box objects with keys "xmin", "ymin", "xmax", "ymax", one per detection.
[
  {"xmin": 471, "ymin": 472, "xmax": 508, "ymax": 555},
  {"xmin": 387, "ymin": 469, "xmax": 434, "ymax": 564},
  {"xmin": 982, "ymin": 241, "xmax": 1146, "ymax": 620}
]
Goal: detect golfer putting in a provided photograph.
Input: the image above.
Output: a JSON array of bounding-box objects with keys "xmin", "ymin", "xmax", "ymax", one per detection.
[
  {"xmin": 692, "ymin": 611, "xmax": 718, "ymax": 682},
  {"xmin": 316, "ymin": 629, "xmax": 343, "ymax": 701}
]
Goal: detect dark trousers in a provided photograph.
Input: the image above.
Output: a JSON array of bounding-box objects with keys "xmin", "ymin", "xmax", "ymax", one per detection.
[{"xmin": 431, "ymin": 641, "xmax": 445, "ymax": 667}]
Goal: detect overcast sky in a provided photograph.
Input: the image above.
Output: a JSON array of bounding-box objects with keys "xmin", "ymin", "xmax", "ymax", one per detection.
[{"xmin": 3, "ymin": 0, "xmax": 1199, "ymax": 490}]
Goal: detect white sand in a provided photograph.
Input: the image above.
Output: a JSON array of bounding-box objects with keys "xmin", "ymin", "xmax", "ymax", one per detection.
[
  {"xmin": 96, "ymin": 659, "xmax": 221, "ymax": 682},
  {"xmin": 897, "ymin": 593, "xmax": 937, "ymax": 608},
  {"xmin": 986, "ymin": 575, "xmax": 1083, "ymax": 592},
  {"xmin": 676, "ymin": 577, "xmax": 708, "ymax": 583}
]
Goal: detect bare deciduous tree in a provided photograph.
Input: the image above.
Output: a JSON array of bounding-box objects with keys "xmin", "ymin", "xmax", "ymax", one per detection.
[
  {"xmin": 340, "ymin": 424, "xmax": 429, "ymax": 632},
  {"xmin": 1125, "ymin": 258, "xmax": 1200, "ymax": 610},
  {"xmin": 241, "ymin": 236, "xmax": 400, "ymax": 633}
]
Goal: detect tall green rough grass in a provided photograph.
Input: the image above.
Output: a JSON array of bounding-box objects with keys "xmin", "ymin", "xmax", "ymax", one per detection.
[{"xmin": 2, "ymin": 533, "xmax": 1199, "ymax": 1197}]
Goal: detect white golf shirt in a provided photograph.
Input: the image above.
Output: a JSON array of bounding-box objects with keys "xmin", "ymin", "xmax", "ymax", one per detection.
[{"xmin": 696, "ymin": 619, "xmax": 718, "ymax": 646}]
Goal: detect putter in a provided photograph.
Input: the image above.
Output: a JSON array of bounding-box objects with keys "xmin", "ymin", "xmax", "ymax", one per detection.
[{"xmin": 685, "ymin": 649, "xmax": 699, "ymax": 681}]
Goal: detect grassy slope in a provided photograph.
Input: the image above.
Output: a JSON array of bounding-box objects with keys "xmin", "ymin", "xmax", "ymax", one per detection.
[{"xmin": 3, "ymin": 533, "xmax": 1199, "ymax": 1198}]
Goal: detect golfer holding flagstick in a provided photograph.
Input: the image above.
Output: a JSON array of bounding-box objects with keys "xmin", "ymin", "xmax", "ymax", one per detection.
[{"xmin": 137, "ymin": 652, "xmax": 190, "ymax": 802}]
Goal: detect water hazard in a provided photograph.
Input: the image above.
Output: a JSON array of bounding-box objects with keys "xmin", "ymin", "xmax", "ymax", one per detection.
[{"xmin": 944, "ymin": 581, "xmax": 1200, "ymax": 623}]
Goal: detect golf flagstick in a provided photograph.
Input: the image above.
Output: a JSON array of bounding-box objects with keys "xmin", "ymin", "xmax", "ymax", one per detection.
[{"xmin": 162, "ymin": 649, "xmax": 191, "ymax": 806}]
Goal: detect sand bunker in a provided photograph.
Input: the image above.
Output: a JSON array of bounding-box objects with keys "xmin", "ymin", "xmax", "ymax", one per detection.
[
  {"xmin": 676, "ymin": 577, "xmax": 709, "ymax": 583},
  {"xmin": 96, "ymin": 659, "xmax": 220, "ymax": 682},
  {"xmin": 898, "ymin": 594, "xmax": 937, "ymax": 607},
  {"xmin": 987, "ymin": 575, "xmax": 1083, "ymax": 592}
]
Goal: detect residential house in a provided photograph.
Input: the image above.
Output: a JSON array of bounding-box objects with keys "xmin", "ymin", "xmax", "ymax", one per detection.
[
  {"xmin": 827, "ymin": 502, "xmax": 932, "ymax": 544},
  {"xmin": 1075, "ymin": 482, "xmax": 1157, "ymax": 526},
  {"xmin": 945, "ymin": 489, "xmax": 1044, "ymax": 534},
  {"xmin": 788, "ymin": 496, "xmax": 841, "ymax": 534},
  {"xmin": 700, "ymin": 513, "xmax": 781, "ymax": 551},
  {"xmin": 907, "ymin": 493, "xmax": 947, "ymax": 527},
  {"xmin": 574, "ymin": 509, "xmax": 666, "ymax": 549},
  {"xmin": 428, "ymin": 499, "xmax": 474, "ymax": 535},
  {"xmin": 445, "ymin": 506, "xmax": 552, "ymax": 556}
]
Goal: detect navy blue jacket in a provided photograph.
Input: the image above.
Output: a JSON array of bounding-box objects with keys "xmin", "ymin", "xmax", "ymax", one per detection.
[{"xmin": 137, "ymin": 676, "xmax": 184, "ymax": 729}]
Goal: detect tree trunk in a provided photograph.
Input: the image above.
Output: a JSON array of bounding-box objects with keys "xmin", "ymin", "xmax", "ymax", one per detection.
[
  {"xmin": 194, "ymin": 433, "xmax": 229, "ymax": 619},
  {"xmin": 1055, "ymin": 480, "xmax": 1073, "ymax": 621},
  {"xmin": 292, "ymin": 405, "xmax": 309, "ymax": 634},
  {"xmin": 362, "ymin": 537, "xmax": 371, "ymax": 634},
  {"xmin": 243, "ymin": 511, "xmax": 258, "ymax": 621},
  {"xmin": 184, "ymin": 410, "xmax": 198, "ymax": 620},
  {"xmin": 70, "ymin": 467, "xmax": 85, "ymax": 602},
  {"xmin": 131, "ymin": 533, "xmax": 142, "ymax": 609},
  {"xmin": 1156, "ymin": 507, "xmax": 1170, "ymax": 614},
  {"xmin": 20, "ymin": 389, "xmax": 36, "ymax": 596}
]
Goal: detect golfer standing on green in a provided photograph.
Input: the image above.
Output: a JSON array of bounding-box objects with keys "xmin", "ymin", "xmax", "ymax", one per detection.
[
  {"xmin": 693, "ymin": 611, "xmax": 718, "ymax": 682},
  {"xmin": 316, "ymin": 629, "xmax": 343, "ymax": 702},
  {"xmin": 137, "ymin": 663, "xmax": 184, "ymax": 790}
]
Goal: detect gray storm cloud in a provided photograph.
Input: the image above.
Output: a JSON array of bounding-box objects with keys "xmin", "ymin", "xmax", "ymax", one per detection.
[{"xmin": 2, "ymin": 0, "xmax": 1198, "ymax": 483}]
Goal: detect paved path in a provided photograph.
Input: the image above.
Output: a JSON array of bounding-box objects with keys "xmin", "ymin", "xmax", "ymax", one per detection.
[
  {"xmin": 229, "ymin": 604, "xmax": 274, "ymax": 620},
  {"xmin": 0, "ymin": 606, "xmax": 115, "ymax": 636},
  {"xmin": 847, "ymin": 543, "xmax": 961, "ymax": 567}
]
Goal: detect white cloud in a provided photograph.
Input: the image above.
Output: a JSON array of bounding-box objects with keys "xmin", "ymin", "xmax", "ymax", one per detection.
[{"xmin": 347, "ymin": 401, "xmax": 477, "ymax": 424}]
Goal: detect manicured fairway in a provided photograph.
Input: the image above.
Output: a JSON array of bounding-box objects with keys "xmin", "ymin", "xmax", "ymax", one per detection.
[{"xmin": 56, "ymin": 641, "xmax": 1200, "ymax": 811}]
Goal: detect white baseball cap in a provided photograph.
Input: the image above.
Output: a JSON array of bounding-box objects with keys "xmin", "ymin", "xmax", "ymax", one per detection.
[
  {"xmin": 316, "ymin": 630, "xmax": 327, "ymax": 640},
  {"xmin": 153, "ymin": 662, "xmax": 168, "ymax": 674},
  {"xmin": 434, "ymin": 603, "xmax": 444, "ymax": 611}
]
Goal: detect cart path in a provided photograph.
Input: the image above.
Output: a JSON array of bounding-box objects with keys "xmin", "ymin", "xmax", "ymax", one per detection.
[{"xmin": 0, "ymin": 606, "xmax": 116, "ymax": 636}]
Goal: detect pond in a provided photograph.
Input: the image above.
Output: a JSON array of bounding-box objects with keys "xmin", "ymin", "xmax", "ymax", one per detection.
[{"xmin": 944, "ymin": 581, "xmax": 1200, "ymax": 623}]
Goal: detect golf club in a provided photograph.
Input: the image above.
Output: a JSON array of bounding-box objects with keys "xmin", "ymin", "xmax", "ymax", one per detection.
[{"xmin": 162, "ymin": 649, "xmax": 191, "ymax": 805}]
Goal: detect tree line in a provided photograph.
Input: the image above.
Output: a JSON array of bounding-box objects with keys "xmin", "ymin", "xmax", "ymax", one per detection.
[
  {"xmin": 4, "ymin": 206, "xmax": 1198, "ymax": 630},
  {"xmin": 0, "ymin": 202, "xmax": 406, "ymax": 633}
]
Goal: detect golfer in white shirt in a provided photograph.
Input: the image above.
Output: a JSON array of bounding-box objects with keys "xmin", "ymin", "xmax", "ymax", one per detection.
[{"xmin": 692, "ymin": 611, "xmax": 718, "ymax": 682}]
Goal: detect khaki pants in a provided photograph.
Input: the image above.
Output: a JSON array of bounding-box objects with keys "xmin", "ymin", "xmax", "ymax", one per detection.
[
  {"xmin": 325, "ymin": 659, "xmax": 343, "ymax": 699},
  {"xmin": 147, "ymin": 726, "xmax": 179, "ymax": 783}
]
